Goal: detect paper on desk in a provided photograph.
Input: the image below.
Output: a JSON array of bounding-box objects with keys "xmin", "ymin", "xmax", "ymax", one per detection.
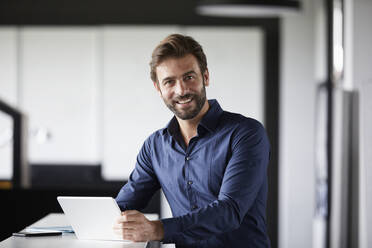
[{"xmin": 26, "ymin": 226, "xmax": 74, "ymax": 233}]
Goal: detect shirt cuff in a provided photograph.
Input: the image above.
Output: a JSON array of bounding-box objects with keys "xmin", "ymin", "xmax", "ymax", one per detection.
[{"xmin": 160, "ymin": 217, "xmax": 183, "ymax": 243}]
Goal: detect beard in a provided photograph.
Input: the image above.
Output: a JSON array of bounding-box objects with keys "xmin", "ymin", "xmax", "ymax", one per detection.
[{"xmin": 162, "ymin": 83, "xmax": 207, "ymax": 120}]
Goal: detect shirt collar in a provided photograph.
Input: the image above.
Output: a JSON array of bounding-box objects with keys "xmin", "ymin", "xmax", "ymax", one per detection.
[{"xmin": 162, "ymin": 99, "xmax": 223, "ymax": 136}]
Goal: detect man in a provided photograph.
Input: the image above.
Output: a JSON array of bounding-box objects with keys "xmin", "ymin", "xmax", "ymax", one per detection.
[{"xmin": 114, "ymin": 34, "xmax": 271, "ymax": 248}]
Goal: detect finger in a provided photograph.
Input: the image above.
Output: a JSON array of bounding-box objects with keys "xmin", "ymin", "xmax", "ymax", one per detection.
[
  {"xmin": 113, "ymin": 222, "xmax": 131, "ymax": 230},
  {"xmin": 118, "ymin": 214, "xmax": 140, "ymax": 223},
  {"xmin": 117, "ymin": 215, "xmax": 135, "ymax": 223},
  {"xmin": 121, "ymin": 230, "xmax": 136, "ymax": 241},
  {"xmin": 123, "ymin": 222, "xmax": 141, "ymax": 230},
  {"xmin": 113, "ymin": 229, "xmax": 134, "ymax": 241},
  {"xmin": 113, "ymin": 227, "xmax": 134, "ymax": 235},
  {"xmin": 123, "ymin": 234, "xmax": 134, "ymax": 241},
  {"xmin": 122, "ymin": 210, "xmax": 139, "ymax": 216},
  {"xmin": 118, "ymin": 215, "xmax": 139, "ymax": 223},
  {"xmin": 113, "ymin": 221, "xmax": 140, "ymax": 230},
  {"xmin": 121, "ymin": 211, "xmax": 143, "ymax": 222}
]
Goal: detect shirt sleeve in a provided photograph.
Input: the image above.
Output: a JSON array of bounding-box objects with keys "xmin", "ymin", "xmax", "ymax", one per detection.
[
  {"xmin": 161, "ymin": 121, "xmax": 270, "ymax": 245},
  {"xmin": 115, "ymin": 136, "xmax": 161, "ymax": 211}
]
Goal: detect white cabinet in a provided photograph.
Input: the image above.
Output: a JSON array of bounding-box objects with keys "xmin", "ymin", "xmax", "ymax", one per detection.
[{"xmin": 20, "ymin": 28, "xmax": 100, "ymax": 164}]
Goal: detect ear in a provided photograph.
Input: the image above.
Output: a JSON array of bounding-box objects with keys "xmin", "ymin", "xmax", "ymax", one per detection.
[
  {"xmin": 203, "ymin": 68, "xmax": 210, "ymax": 87},
  {"xmin": 153, "ymin": 81, "xmax": 162, "ymax": 97}
]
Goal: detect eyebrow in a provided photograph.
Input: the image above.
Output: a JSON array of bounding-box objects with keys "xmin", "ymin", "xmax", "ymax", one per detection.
[
  {"xmin": 161, "ymin": 70, "xmax": 197, "ymax": 84},
  {"xmin": 183, "ymin": 70, "xmax": 197, "ymax": 77}
]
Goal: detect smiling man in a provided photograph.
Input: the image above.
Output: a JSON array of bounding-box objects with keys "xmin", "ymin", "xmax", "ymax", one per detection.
[{"xmin": 114, "ymin": 34, "xmax": 271, "ymax": 248}]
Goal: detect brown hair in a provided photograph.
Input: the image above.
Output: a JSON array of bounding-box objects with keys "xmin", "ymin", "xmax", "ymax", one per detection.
[{"xmin": 150, "ymin": 34, "xmax": 208, "ymax": 83}]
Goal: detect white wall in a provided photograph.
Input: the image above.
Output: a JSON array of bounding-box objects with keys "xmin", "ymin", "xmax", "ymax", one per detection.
[
  {"xmin": 184, "ymin": 27, "xmax": 264, "ymax": 123},
  {"xmin": 279, "ymin": 0, "xmax": 316, "ymax": 247},
  {"xmin": 101, "ymin": 26, "xmax": 177, "ymax": 180},
  {"xmin": 352, "ymin": 0, "xmax": 372, "ymax": 247},
  {"xmin": 19, "ymin": 28, "xmax": 101, "ymax": 164}
]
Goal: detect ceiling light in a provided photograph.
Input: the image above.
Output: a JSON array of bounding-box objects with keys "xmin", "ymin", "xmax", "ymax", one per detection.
[{"xmin": 196, "ymin": 0, "xmax": 301, "ymax": 18}]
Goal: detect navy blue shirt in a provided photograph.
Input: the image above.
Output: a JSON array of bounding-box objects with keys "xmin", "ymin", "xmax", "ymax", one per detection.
[{"xmin": 116, "ymin": 99, "xmax": 271, "ymax": 248}]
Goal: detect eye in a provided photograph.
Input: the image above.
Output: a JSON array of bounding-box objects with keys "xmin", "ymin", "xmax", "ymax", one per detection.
[
  {"xmin": 164, "ymin": 80, "xmax": 175, "ymax": 86},
  {"xmin": 184, "ymin": 75, "xmax": 194, "ymax": 81}
]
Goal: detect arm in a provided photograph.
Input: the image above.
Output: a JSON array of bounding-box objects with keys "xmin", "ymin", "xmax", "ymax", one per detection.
[
  {"xmin": 115, "ymin": 136, "xmax": 161, "ymax": 211},
  {"xmin": 161, "ymin": 122, "xmax": 270, "ymax": 245}
]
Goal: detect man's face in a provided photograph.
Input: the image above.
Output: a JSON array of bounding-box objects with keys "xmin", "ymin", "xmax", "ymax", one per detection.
[{"xmin": 154, "ymin": 54, "xmax": 209, "ymax": 120}]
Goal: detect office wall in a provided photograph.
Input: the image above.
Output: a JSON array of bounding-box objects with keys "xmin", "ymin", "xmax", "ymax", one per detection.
[
  {"xmin": 352, "ymin": 0, "xmax": 372, "ymax": 247},
  {"xmin": 279, "ymin": 0, "xmax": 316, "ymax": 247},
  {"xmin": 101, "ymin": 26, "xmax": 178, "ymax": 179},
  {"xmin": 20, "ymin": 28, "xmax": 101, "ymax": 164}
]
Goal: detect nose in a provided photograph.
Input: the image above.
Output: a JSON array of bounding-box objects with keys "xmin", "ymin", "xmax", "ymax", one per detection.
[{"xmin": 174, "ymin": 79, "xmax": 187, "ymax": 96}]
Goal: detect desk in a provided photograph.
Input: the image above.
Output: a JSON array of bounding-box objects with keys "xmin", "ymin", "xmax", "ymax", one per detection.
[{"xmin": 0, "ymin": 213, "xmax": 160, "ymax": 248}]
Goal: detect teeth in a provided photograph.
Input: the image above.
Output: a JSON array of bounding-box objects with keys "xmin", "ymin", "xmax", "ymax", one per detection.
[{"xmin": 178, "ymin": 99, "xmax": 192, "ymax": 104}]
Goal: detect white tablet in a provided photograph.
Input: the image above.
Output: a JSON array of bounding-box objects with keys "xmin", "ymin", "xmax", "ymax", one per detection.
[{"xmin": 57, "ymin": 196, "xmax": 127, "ymax": 241}]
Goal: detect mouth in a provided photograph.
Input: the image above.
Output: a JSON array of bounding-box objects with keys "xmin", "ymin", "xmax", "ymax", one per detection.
[
  {"xmin": 177, "ymin": 98, "xmax": 192, "ymax": 104},
  {"xmin": 174, "ymin": 97, "xmax": 194, "ymax": 109}
]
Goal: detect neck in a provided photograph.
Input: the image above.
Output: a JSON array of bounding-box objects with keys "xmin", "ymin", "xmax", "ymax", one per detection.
[{"xmin": 176, "ymin": 100, "xmax": 209, "ymax": 146}]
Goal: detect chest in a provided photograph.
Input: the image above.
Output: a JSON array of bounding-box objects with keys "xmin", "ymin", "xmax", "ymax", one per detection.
[{"xmin": 152, "ymin": 134, "xmax": 232, "ymax": 197}]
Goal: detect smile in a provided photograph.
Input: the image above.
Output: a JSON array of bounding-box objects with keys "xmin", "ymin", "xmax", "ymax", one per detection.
[{"xmin": 176, "ymin": 98, "xmax": 193, "ymax": 104}]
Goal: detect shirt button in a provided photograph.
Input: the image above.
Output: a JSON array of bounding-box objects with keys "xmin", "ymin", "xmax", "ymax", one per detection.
[
  {"xmin": 188, "ymin": 180, "xmax": 193, "ymax": 185},
  {"xmin": 186, "ymin": 156, "xmax": 191, "ymax": 161}
]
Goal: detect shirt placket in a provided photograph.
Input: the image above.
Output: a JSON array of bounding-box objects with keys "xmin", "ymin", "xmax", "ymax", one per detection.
[{"xmin": 185, "ymin": 137, "xmax": 199, "ymax": 211}]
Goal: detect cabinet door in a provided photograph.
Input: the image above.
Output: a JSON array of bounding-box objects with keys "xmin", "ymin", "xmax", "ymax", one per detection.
[
  {"xmin": 20, "ymin": 28, "xmax": 100, "ymax": 164},
  {"xmin": 102, "ymin": 26, "xmax": 177, "ymax": 180},
  {"xmin": 184, "ymin": 27, "xmax": 264, "ymax": 123}
]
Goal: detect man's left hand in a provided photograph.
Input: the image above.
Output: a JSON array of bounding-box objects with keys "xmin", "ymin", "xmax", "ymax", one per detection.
[{"xmin": 113, "ymin": 210, "xmax": 164, "ymax": 242}]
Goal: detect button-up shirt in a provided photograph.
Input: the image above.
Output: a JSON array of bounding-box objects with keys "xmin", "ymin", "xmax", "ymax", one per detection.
[{"xmin": 116, "ymin": 99, "xmax": 271, "ymax": 248}]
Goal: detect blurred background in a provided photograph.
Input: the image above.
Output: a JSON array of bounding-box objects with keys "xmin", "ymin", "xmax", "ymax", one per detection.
[{"xmin": 0, "ymin": 0, "xmax": 371, "ymax": 247}]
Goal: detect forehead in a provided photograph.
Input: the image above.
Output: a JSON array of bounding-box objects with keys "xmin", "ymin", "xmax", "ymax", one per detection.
[{"xmin": 156, "ymin": 54, "xmax": 200, "ymax": 80}]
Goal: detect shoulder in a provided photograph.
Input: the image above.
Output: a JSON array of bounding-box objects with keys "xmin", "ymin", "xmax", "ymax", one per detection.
[
  {"xmin": 142, "ymin": 127, "xmax": 168, "ymax": 149},
  {"xmin": 219, "ymin": 111, "xmax": 268, "ymax": 149},
  {"xmin": 220, "ymin": 111, "xmax": 265, "ymax": 134},
  {"xmin": 137, "ymin": 129, "xmax": 165, "ymax": 161}
]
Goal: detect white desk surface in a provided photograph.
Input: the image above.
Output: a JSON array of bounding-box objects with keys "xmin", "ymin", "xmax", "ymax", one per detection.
[{"xmin": 0, "ymin": 213, "xmax": 159, "ymax": 248}]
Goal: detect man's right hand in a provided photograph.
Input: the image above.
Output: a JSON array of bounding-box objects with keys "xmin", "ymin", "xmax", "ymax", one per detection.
[{"xmin": 113, "ymin": 210, "xmax": 164, "ymax": 242}]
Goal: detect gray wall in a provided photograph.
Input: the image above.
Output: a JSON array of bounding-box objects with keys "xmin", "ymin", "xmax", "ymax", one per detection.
[
  {"xmin": 353, "ymin": 0, "xmax": 372, "ymax": 247},
  {"xmin": 279, "ymin": 0, "xmax": 316, "ymax": 247}
]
